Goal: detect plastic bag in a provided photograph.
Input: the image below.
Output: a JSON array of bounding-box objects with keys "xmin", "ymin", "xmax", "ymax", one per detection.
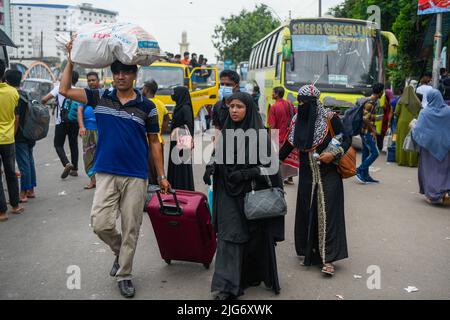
[{"xmin": 67, "ymin": 22, "xmax": 162, "ymax": 68}]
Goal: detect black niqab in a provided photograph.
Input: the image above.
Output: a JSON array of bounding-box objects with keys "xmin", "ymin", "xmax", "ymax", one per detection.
[
  {"xmin": 294, "ymin": 96, "xmax": 318, "ymax": 151},
  {"xmin": 171, "ymin": 86, "xmax": 194, "ymax": 135}
]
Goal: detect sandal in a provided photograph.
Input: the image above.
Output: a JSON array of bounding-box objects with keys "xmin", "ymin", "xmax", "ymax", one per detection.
[
  {"xmin": 84, "ymin": 184, "xmax": 96, "ymax": 190},
  {"xmin": 11, "ymin": 206, "xmax": 24, "ymax": 215},
  {"xmin": 443, "ymin": 193, "xmax": 450, "ymax": 206},
  {"xmin": 26, "ymin": 192, "xmax": 36, "ymax": 199},
  {"xmin": 321, "ymin": 263, "xmax": 335, "ymax": 276}
]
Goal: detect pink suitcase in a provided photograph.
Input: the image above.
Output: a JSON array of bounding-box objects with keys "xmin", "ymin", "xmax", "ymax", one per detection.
[{"xmin": 147, "ymin": 189, "xmax": 217, "ymax": 269}]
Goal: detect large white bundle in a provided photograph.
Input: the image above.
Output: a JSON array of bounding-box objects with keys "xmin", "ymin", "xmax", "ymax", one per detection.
[{"xmin": 68, "ymin": 23, "xmax": 162, "ymax": 68}]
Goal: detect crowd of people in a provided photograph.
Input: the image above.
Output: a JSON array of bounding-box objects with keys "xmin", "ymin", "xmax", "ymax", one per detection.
[{"xmin": 0, "ymin": 39, "xmax": 449, "ymax": 300}]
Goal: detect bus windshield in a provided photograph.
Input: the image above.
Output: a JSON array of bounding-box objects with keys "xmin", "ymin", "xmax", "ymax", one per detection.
[
  {"xmin": 286, "ymin": 20, "xmax": 382, "ymax": 93},
  {"xmin": 137, "ymin": 66, "xmax": 184, "ymax": 90}
]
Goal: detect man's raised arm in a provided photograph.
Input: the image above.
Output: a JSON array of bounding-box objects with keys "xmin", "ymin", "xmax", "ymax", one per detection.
[{"xmin": 59, "ymin": 41, "xmax": 88, "ymax": 105}]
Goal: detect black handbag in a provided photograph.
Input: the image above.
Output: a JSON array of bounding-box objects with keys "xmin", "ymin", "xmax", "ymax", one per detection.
[{"xmin": 244, "ymin": 174, "xmax": 287, "ymax": 220}]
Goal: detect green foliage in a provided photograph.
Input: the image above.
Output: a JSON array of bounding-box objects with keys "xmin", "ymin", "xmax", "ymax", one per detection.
[{"xmin": 212, "ymin": 4, "xmax": 281, "ymax": 63}]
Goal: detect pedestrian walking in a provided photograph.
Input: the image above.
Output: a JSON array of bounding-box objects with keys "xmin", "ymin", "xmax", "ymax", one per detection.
[
  {"xmin": 412, "ymin": 89, "xmax": 450, "ymax": 206},
  {"xmin": 5, "ymin": 70, "xmax": 37, "ymax": 203},
  {"xmin": 213, "ymin": 70, "xmax": 240, "ymax": 130},
  {"xmin": 167, "ymin": 86, "xmax": 195, "ymax": 191},
  {"xmin": 376, "ymin": 89, "xmax": 393, "ymax": 151},
  {"xmin": 78, "ymin": 72, "xmax": 100, "ymax": 189},
  {"xmin": 0, "ymin": 61, "xmax": 25, "ymax": 222},
  {"xmin": 204, "ymin": 92, "xmax": 285, "ymax": 300},
  {"xmin": 395, "ymin": 86, "xmax": 422, "ymax": 167},
  {"xmin": 59, "ymin": 40, "xmax": 170, "ymax": 298},
  {"xmin": 279, "ymin": 85, "xmax": 350, "ymax": 276},
  {"xmin": 142, "ymin": 80, "xmax": 169, "ymax": 185},
  {"xmin": 42, "ymin": 71, "xmax": 81, "ymax": 179},
  {"xmin": 356, "ymin": 83, "xmax": 385, "ymax": 184},
  {"xmin": 416, "ymin": 72, "xmax": 433, "ymax": 109}
]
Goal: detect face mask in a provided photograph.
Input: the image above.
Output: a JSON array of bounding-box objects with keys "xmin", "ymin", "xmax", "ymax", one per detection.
[{"xmin": 219, "ymin": 86, "xmax": 234, "ymax": 100}]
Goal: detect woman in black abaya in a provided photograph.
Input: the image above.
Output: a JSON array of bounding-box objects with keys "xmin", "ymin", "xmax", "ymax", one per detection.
[
  {"xmin": 280, "ymin": 85, "xmax": 350, "ymax": 276},
  {"xmin": 203, "ymin": 92, "xmax": 285, "ymax": 300},
  {"xmin": 168, "ymin": 86, "xmax": 195, "ymax": 191}
]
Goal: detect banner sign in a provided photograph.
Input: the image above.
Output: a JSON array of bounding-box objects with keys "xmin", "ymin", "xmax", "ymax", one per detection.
[
  {"xmin": 418, "ymin": 0, "xmax": 450, "ymax": 15},
  {"xmin": 290, "ymin": 21, "xmax": 377, "ymax": 38}
]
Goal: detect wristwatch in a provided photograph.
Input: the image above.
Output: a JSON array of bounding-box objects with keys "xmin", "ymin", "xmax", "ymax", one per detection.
[{"xmin": 157, "ymin": 175, "xmax": 167, "ymax": 182}]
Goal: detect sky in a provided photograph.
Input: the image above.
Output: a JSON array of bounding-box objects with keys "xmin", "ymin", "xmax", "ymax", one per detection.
[{"xmin": 11, "ymin": 0, "xmax": 344, "ymax": 62}]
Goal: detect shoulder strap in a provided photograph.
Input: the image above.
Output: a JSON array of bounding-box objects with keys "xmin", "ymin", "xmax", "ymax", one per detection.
[{"xmin": 326, "ymin": 116, "xmax": 335, "ymax": 138}]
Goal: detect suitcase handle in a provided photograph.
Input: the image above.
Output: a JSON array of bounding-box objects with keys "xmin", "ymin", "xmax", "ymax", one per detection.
[{"xmin": 151, "ymin": 186, "xmax": 183, "ymax": 216}]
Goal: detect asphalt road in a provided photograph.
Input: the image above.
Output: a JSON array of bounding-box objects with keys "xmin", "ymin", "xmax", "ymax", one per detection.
[{"xmin": 0, "ymin": 126, "xmax": 449, "ymax": 300}]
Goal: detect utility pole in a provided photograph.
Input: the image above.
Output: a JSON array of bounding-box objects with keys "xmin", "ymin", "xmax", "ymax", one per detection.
[
  {"xmin": 319, "ymin": 0, "xmax": 322, "ymax": 17},
  {"xmin": 40, "ymin": 30, "xmax": 43, "ymax": 58},
  {"xmin": 432, "ymin": 13, "xmax": 443, "ymax": 88}
]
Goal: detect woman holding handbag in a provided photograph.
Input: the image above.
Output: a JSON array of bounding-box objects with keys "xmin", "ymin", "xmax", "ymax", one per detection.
[
  {"xmin": 279, "ymin": 85, "xmax": 351, "ymax": 276},
  {"xmin": 168, "ymin": 86, "xmax": 195, "ymax": 191},
  {"xmin": 203, "ymin": 92, "xmax": 285, "ymax": 300}
]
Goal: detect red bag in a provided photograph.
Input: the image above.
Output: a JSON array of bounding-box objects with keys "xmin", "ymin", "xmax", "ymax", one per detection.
[{"xmin": 147, "ymin": 189, "xmax": 217, "ymax": 269}]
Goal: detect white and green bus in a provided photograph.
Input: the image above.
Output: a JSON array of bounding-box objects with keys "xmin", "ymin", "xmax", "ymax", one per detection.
[{"xmin": 248, "ymin": 17, "xmax": 398, "ymax": 127}]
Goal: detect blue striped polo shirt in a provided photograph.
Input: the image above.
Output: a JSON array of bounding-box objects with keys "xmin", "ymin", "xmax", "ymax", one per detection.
[{"xmin": 85, "ymin": 88, "xmax": 159, "ymax": 180}]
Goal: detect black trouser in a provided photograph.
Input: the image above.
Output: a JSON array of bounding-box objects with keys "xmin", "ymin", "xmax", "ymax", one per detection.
[
  {"xmin": 54, "ymin": 122, "xmax": 79, "ymax": 171},
  {"xmin": 0, "ymin": 143, "xmax": 20, "ymax": 212}
]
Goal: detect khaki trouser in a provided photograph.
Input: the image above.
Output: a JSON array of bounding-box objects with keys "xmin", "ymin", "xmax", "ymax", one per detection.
[{"xmin": 90, "ymin": 173, "xmax": 147, "ymax": 281}]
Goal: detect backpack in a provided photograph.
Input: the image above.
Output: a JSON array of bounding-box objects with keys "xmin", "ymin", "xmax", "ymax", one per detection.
[
  {"xmin": 19, "ymin": 93, "xmax": 50, "ymax": 141},
  {"xmin": 342, "ymin": 97, "xmax": 372, "ymax": 137},
  {"xmin": 60, "ymin": 97, "xmax": 80, "ymax": 123}
]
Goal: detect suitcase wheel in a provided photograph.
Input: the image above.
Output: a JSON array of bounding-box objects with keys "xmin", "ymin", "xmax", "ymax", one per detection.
[
  {"xmin": 203, "ymin": 263, "xmax": 210, "ymax": 270},
  {"xmin": 164, "ymin": 259, "xmax": 172, "ymax": 265}
]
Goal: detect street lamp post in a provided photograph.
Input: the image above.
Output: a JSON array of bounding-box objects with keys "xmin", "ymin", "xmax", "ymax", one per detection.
[{"xmin": 319, "ymin": 0, "xmax": 322, "ymax": 17}]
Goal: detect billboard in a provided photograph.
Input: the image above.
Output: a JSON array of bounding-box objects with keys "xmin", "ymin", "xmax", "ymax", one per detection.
[{"xmin": 418, "ymin": 0, "xmax": 450, "ymax": 15}]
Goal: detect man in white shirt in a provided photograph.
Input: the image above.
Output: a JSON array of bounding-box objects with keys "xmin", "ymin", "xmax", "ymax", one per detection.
[
  {"xmin": 42, "ymin": 71, "xmax": 80, "ymax": 179},
  {"xmin": 416, "ymin": 72, "xmax": 433, "ymax": 109}
]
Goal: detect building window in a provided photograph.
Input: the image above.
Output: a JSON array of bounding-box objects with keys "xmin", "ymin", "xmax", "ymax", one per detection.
[
  {"xmin": 20, "ymin": 32, "xmax": 24, "ymax": 35},
  {"xmin": 19, "ymin": 13, "xmax": 23, "ymax": 17},
  {"xmin": 0, "ymin": 13, "xmax": 5, "ymax": 25},
  {"xmin": 20, "ymin": 26, "xmax": 23, "ymax": 29},
  {"xmin": 28, "ymin": 33, "xmax": 32, "ymax": 36},
  {"xmin": 28, "ymin": 27, "xmax": 31, "ymax": 30},
  {"xmin": 28, "ymin": 52, "xmax": 32, "ymax": 55},
  {"xmin": 20, "ymin": 39, "xmax": 24, "ymax": 42},
  {"xmin": 19, "ymin": 19, "xmax": 23, "ymax": 23},
  {"xmin": 27, "ymin": 14, "xmax": 31, "ymax": 17}
]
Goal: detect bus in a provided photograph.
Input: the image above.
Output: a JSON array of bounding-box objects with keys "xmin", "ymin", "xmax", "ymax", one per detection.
[
  {"xmin": 136, "ymin": 62, "xmax": 219, "ymax": 118},
  {"xmin": 247, "ymin": 17, "xmax": 399, "ymax": 127}
]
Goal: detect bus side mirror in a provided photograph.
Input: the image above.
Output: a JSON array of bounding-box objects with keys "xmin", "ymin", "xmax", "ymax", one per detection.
[{"xmin": 282, "ymin": 36, "xmax": 292, "ymax": 62}]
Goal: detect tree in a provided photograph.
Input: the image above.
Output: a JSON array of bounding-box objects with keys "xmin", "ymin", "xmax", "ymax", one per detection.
[{"xmin": 212, "ymin": 4, "xmax": 280, "ymax": 63}]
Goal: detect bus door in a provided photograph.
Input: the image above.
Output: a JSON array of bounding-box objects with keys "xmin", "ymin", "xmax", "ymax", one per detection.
[{"xmin": 189, "ymin": 67, "xmax": 219, "ymax": 118}]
